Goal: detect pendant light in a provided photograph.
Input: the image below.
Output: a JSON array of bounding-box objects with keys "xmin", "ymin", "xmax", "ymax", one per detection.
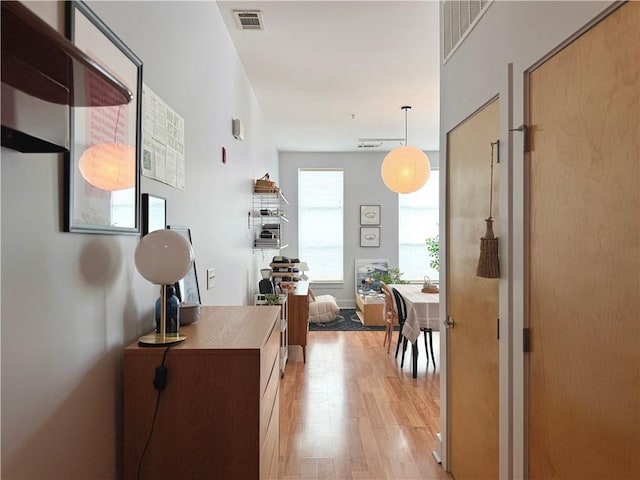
[
  {"xmin": 78, "ymin": 105, "xmax": 136, "ymax": 191},
  {"xmin": 381, "ymin": 106, "xmax": 431, "ymax": 194}
]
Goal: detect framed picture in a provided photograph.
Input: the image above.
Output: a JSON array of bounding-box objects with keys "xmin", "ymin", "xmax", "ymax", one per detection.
[
  {"xmin": 360, "ymin": 205, "xmax": 380, "ymax": 225},
  {"xmin": 167, "ymin": 225, "xmax": 201, "ymax": 305},
  {"xmin": 64, "ymin": 0, "xmax": 143, "ymax": 234},
  {"xmin": 355, "ymin": 258, "xmax": 389, "ymax": 293},
  {"xmin": 141, "ymin": 194, "xmax": 166, "ymax": 236},
  {"xmin": 360, "ymin": 227, "xmax": 380, "ymax": 247}
]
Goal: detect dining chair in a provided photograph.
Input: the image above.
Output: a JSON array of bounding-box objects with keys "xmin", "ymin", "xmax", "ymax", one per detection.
[
  {"xmin": 380, "ymin": 282, "xmax": 397, "ymax": 353},
  {"xmin": 392, "ymin": 287, "xmax": 419, "ymax": 377}
]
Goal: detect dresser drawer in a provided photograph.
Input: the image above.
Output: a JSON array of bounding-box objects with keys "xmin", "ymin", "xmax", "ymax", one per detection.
[
  {"xmin": 260, "ymin": 393, "xmax": 280, "ymax": 480},
  {"xmin": 259, "ymin": 355, "xmax": 279, "ymax": 446},
  {"xmin": 260, "ymin": 320, "xmax": 280, "ymax": 396}
]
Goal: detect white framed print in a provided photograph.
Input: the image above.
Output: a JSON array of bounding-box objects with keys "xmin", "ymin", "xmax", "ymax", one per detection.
[
  {"xmin": 360, "ymin": 227, "xmax": 380, "ymax": 247},
  {"xmin": 360, "ymin": 205, "xmax": 380, "ymax": 225}
]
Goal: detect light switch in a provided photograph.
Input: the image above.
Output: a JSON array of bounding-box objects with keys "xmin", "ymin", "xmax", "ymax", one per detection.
[{"xmin": 207, "ymin": 268, "xmax": 216, "ymax": 290}]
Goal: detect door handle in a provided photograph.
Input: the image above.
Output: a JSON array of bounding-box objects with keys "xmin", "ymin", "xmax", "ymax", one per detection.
[{"xmin": 444, "ymin": 316, "xmax": 455, "ymax": 329}]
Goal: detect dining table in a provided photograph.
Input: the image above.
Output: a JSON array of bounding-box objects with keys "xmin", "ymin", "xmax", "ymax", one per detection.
[{"xmin": 388, "ymin": 284, "xmax": 440, "ymax": 377}]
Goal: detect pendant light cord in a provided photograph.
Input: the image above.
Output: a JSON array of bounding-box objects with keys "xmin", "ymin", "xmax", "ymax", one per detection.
[
  {"xmin": 402, "ymin": 105, "xmax": 411, "ymax": 146},
  {"xmin": 404, "ymin": 107, "xmax": 408, "ymax": 146}
]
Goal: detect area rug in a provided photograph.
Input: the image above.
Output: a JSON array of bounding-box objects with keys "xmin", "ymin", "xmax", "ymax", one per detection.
[{"xmin": 308, "ymin": 309, "xmax": 386, "ymax": 331}]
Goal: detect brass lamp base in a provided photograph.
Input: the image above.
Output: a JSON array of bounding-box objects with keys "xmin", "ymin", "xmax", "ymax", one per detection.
[{"xmin": 138, "ymin": 333, "xmax": 187, "ymax": 347}]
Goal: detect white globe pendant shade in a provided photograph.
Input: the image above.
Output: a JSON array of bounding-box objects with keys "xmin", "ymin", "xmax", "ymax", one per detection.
[
  {"xmin": 381, "ymin": 146, "xmax": 431, "ymax": 194},
  {"xmin": 134, "ymin": 229, "xmax": 194, "ymax": 285},
  {"xmin": 78, "ymin": 142, "xmax": 136, "ymax": 191}
]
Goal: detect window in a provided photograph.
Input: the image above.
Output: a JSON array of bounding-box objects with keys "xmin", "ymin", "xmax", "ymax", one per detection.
[
  {"xmin": 298, "ymin": 169, "xmax": 344, "ymax": 282},
  {"xmin": 399, "ymin": 170, "xmax": 439, "ymax": 282}
]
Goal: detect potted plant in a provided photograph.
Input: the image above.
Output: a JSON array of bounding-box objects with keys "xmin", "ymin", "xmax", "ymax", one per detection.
[
  {"xmin": 371, "ymin": 267, "xmax": 409, "ymax": 286},
  {"xmin": 425, "ymin": 235, "xmax": 440, "ymax": 271},
  {"xmin": 264, "ymin": 293, "xmax": 280, "ymax": 305}
]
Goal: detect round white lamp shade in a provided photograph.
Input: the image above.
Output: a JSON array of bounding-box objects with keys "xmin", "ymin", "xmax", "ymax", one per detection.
[
  {"xmin": 79, "ymin": 143, "xmax": 136, "ymax": 191},
  {"xmin": 381, "ymin": 146, "xmax": 431, "ymax": 194},
  {"xmin": 134, "ymin": 229, "xmax": 194, "ymax": 285}
]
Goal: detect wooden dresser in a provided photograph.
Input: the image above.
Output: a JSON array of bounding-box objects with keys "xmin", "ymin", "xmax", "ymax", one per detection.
[
  {"xmin": 123, "ymin": 306, "xmax": 281, "ymax": 480},
  {"xmin": 287, "ymin": 281, "xmax": 310, "ymax": 362}
]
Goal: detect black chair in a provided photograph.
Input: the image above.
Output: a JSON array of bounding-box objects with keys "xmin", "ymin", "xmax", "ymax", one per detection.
[{"xmin": 392, "ymin": 288, "xmax": 419, "ymax": 378}]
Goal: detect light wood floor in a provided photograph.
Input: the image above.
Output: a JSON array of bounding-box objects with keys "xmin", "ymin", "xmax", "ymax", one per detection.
[{"xmin": 279, "ymin": 330, "xmax": 450, "ymax": 480}]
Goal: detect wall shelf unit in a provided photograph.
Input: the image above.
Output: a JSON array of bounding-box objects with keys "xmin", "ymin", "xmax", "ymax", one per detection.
[{"xmin": 252, "ymin": 190, "xmax": 289, "ymax": 250}]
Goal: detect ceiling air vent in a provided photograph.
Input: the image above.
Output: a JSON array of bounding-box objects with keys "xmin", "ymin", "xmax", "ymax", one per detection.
[{"xmin": 233, "ymin": 10, "xmax": 264, "ymax": 31}]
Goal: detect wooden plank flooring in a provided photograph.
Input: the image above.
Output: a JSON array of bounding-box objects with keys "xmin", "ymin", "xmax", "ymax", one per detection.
[{"xmin": 279, "ymin": 330, "xmax": 450, "ymax": 479}]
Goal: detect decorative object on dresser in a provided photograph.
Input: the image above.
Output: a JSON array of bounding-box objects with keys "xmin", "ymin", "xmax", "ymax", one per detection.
[
  {"xmin": 297, "ymin": 261, "xmax": 310, "ymax": 280},
  {"xmin": 166, "ymin": 225, "xmax": 201, "ymax": 305},
  {"xmin": 134, "ymin": 229, "xmax": 194, "ymax": 345},
  {"xmin": 124, "ymin": 306, "xmax": 281, "ymax": 479}
]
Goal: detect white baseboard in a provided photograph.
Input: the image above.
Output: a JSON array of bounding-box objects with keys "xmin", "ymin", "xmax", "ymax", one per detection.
[{"xmin": 432, "ymin": 432, "xmax": 443, "ymax": 464}]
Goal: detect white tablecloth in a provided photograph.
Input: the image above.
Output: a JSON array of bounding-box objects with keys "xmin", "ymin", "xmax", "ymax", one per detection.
[{"xmin": 388, "ymin": 284, "xmax": 439, "ymax": 343}]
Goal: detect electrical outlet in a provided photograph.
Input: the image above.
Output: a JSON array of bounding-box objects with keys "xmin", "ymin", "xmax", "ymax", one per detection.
[{"xmin": 207, "ymin": 268, "xmax": 216, "ymax": 290}]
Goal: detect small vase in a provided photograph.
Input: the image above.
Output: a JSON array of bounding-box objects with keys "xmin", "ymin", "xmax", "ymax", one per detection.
[{"xmin": 155, "ymin": 285, "xmax": 180, "ymax": 334}]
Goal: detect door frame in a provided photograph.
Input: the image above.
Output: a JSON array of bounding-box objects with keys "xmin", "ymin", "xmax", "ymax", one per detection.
[{"xmin": 439, "ymin": 92, "xmax": 511, "ymax": 476}]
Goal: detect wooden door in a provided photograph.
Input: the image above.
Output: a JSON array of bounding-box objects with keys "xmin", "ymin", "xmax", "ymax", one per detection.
[
  {"xmin": 528, "ymin": 3, "xmax": 640, "ymax": 478},
  {"xmin": 447, "ymin": 99, "xmax": 500, "ymax": 479}
]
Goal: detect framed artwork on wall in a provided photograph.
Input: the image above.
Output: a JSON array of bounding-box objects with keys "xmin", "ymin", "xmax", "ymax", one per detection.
[
  {"xmin": 360, "ymin": 227, "xmax": 380, "ymax": 247},
  {"xmin": 360, "ymin": 205, "xmax": 381, "ymax": 225},
  {"xmin": 167, "ymin": 225, "xmax": 201, "ymax": 305},
  {"xmin": 141, "ymin": 194, "xmax": 166, "ymax": 236},
  {"xmin": 64, "ymin": 0, "xmax": 143, "ymax": 234},
  {"xmin": 355, "ymin": 258, "xmax": 389, "ymax": 293}
]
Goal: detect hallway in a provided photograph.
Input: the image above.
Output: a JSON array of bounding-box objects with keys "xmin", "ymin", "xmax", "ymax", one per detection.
[{"xmin": 279, "ymin": 330, "xmax": 449, "ymax": 479}]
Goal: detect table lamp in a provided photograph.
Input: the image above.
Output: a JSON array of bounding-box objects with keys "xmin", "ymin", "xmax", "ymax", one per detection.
[
  {"xmin": 298, "ymin": 262, "xmax": 310, "ymax": 280},
  {"xmin": 135, "ymin": 229, "xmax": 194, "ymax": 346}
]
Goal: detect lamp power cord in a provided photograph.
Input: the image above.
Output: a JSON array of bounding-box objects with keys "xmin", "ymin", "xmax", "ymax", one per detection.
[{"xmin": 136, "ymin": 344, "xmax": 175, "ymax": 480}]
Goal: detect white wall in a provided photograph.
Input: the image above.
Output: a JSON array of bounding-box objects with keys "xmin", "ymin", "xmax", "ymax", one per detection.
[
  {"xmin": 438, "ymin": 1, "xmax": 615, "ymax": 476},
  {"xmin": 1, "ymin": 1, "xmax": 278, "ymax": 478},
  {"xmin": 279, "ymin": 150, "xmax": 439, "ymax": 308}
]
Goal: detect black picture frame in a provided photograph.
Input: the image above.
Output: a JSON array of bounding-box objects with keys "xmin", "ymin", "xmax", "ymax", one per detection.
[
  {"xmin": 64, "ymin": 0, "xmax": 143, "ymax": 234},
  {"xmin": 141, "ymin": 193, "xmax": 166, "ymax": 236},
  {"xmin": 167, "ymin": 225, "xmax": 201, "ymax": 305},
  {"xmin": 360, "ymin": 227, "xmax": 381, "ymax": 247},
  {"xmin": 360, "ymin": 205, "xmax": 381, "ymax": 225}
]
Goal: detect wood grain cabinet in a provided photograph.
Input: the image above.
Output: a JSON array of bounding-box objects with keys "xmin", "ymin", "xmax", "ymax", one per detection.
[
  {"xmin": 287, "ymin": 281, "xmax": 310, "ymax": 362},
  {"xmin": 124, "ymin": 306, "xmax": 281, "ymax": 480}
]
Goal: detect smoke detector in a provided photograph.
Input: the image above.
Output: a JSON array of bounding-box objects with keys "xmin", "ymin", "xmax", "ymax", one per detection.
[{"xmin": 233, "ymin": 10, "xmax": 264, "ymax": 30}]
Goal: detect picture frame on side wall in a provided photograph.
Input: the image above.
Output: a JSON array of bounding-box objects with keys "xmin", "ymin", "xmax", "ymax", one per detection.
[
  {"xmin": 141, "ymin": 194, "xmax": 166, "ymax": 236},
  {"xmin": 167, "ymin": 225, "xmax": 201, "ymax": 305},
  {"xmin": 64, "ymin": 0, "xmax": 143, "ymax": 234}
]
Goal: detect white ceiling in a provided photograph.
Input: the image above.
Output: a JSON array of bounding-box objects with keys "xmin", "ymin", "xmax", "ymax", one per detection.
[{"xmin": 216, "ymin": 1, "xmax": 441, "ymax": 152}]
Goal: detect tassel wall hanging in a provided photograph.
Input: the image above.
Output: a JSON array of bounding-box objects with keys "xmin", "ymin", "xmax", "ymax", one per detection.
[{"xmin": 476, "ymin": 140, "xmax": 500, "ymax": 278}]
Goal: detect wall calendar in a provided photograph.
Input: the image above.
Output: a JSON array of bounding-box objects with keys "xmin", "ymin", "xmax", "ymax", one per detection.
[{"xmin": 141, "ymin": 84, "xmax": 185, "ymax": 190}]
